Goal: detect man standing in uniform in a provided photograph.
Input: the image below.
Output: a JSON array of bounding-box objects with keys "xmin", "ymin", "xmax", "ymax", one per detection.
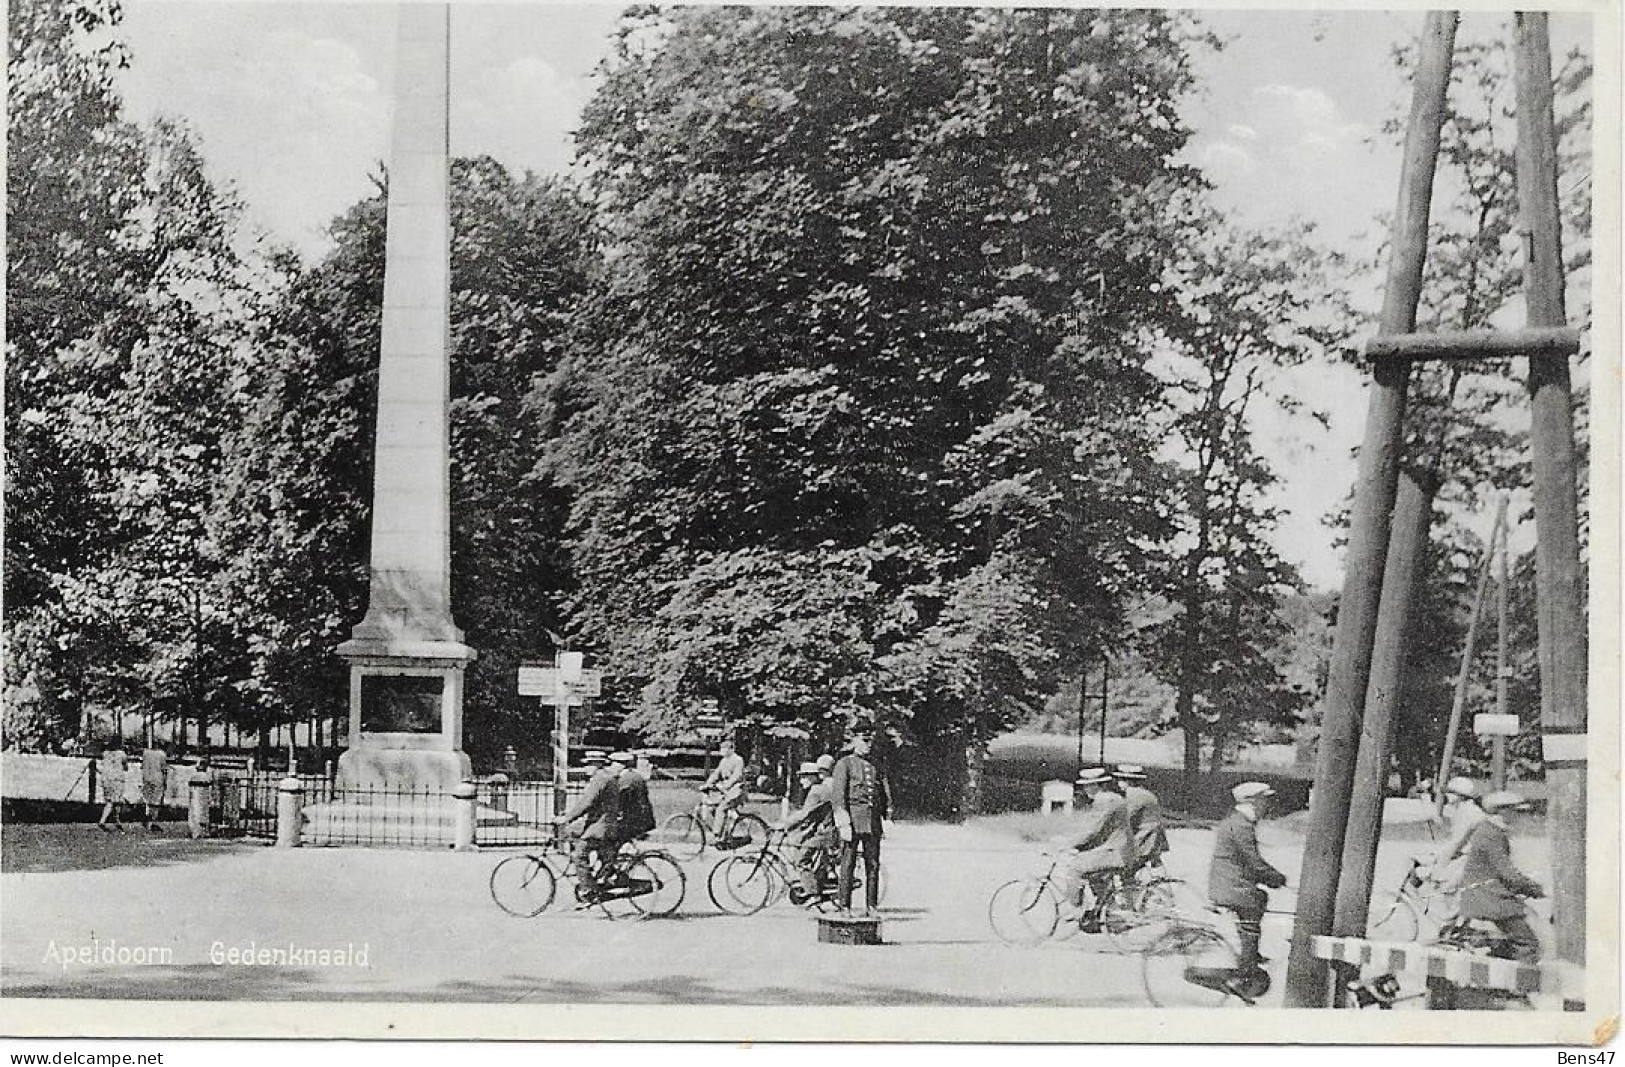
[
  {"xmin": 1056, "ymin": 767, "xmax": 1131, "ymax": 926},
  {"xmin": 702, "ymin": 737, "xmax": 746, "ymax": 840},
  {"xmin": 561, "ymin": 749, "xmax": 623, "ymax": 898},
  {"xmin": 1114, "ymin": 764, "xmax": 1168, "ymax": 877},
  {"xmin": 830, "ymin": 726, "xmax": 889, "ymax": 916},
  {"xmin": 1207, "ymin": 781, "xmax": 1287, "ymax": 983},
  {"xmin": 1457, "ymin": 790, "xmax": 1545, "ymax": 961}
]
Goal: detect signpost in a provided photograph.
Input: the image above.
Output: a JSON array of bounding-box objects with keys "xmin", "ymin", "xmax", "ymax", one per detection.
[{"xmin": 517, "ymin": 654, "xmax": 604, "ymax": 818}]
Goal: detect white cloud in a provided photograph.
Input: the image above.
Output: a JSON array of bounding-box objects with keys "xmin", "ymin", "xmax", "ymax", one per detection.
[
  {"xmin": 118, "ymin": 8, "xmax": 391, "ymax": 259},
  {"xmin": 455, "ymin": 54, "xmax": 589, "ymax": 176}
]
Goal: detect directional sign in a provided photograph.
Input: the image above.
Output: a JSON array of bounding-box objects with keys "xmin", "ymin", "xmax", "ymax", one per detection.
[
  {"xmin": 1474, "ymin": 713, "xmax": 1520, "ymax": 737},
  {"xmin": 518, "ymin": 666, "xmax": 581, "ymax": 705},
  {"xmin": 569, "ymin": 668, "xmax": 603, "ymax": 698}
]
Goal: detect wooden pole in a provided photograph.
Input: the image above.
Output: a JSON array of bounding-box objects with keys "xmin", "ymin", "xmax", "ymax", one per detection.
[
  {"xmin": 1513, "ymin": 13, "xmax": 1588, "ymax": 1004},
  {"xmin": 1364, "ymin": 325, "xmax": 1581, "ymax": 362},
  {"xmin": 1494, "ymin": 499, "xmax": 1510, "ymax": 791},
  {"xmin": 1332, "ymin": 470, "xmax": 1437, "ymax": 958},
  {"xmin": 1282, "ymin": 10, "xmax": 1457, "ymax": 1008},
  {"xmin": 1432, "ymin": 499, "xmax": 1505, "ymax": 817}
]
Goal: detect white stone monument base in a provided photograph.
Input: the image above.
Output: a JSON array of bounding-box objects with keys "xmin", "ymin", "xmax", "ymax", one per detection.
[
  {"xmin": 335, "ymin": 746, "xmax": 471, "ymax": 792},
  {"xmin": 302, "ymin": 797, "xmax": 518, "ymax": 848}
]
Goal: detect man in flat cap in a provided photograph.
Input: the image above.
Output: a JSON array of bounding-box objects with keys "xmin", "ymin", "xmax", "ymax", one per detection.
[
  {"xmin": 830, "ymin": 726, "xmax": 889, "ymax": 916},
  {"xmin": 1207, "ymin": 781, "xmax": 1287, "ymax": 981},
  {"xmin": 1457, "ymin": 790, "xmax": 1545, "ymax": 961}
]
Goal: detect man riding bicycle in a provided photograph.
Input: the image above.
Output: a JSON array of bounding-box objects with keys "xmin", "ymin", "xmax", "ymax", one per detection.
[
  {"xmin": 1457, "ymin": 790, "xmax": 1545, "ymax": 962},
  {"xmin": 561, "ymin": 750, "xmax": 654, "ymax": 899},
  {"xmin": 1114, "ymin": 764, "xmax": 1169, "ymax": 877},
  {"xmin": 1056, "ymin": 767, "xmax": 1131, "ymax": 929},
  {"xmin": 1207, "ymin": 781, "xmax": 1287, "ymax": 985},
  {"xmin": 776, "ymin": 760, "xmax": 836, "ymax": 901},
  {"xmin": 701, "ymin": 738, "xmax": 747, "ymax": 840}
]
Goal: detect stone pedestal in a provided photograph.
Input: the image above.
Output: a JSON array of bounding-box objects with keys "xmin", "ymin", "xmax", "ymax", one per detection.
[
  {"xmin": 817, "ymin": 915, "xmax": 883, "ymax": 945},
  {"xmin": 335, "ymin": 642, "xmax": 475, "ymax": 791}
]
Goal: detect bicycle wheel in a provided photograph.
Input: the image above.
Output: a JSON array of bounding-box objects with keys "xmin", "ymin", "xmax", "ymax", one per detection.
[
  {"xmin": 1106, "ymin": 878, "xmax": 1187, "ymax": 953},
  {"xmin": 489, "ymin": 854, "xmax": 557, "ymax": 917},
  {"xmin": 731, "ymin": 813, "xmax": 770, "ymax": 851},
  {"xmin": 629, "ymin": 851, "xmax": 686, "ymax": 918},
  {"xmin": 710, "ymin": 853, "xmax": 780, "ymax": 915},
  {"xmin": 988, "ymin": 878, "xmax": 1061, "ymax": 944},
  {"xmin": 1367, "ymin": 891, "xmax": 1420, "ymax": 942},
  {"xmin": 1140, "ymin": 924, "xmax": 1237, "ymax": 1008},
  {"xmin": 658, "ymin": 812, "xmax": 706, "ymax": 860}
]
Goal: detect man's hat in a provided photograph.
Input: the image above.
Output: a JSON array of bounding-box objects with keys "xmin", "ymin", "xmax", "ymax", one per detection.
[
  {"xmin": 1113, "ymin": 764, "xmax": 1148, "ymax": 781},
  {"xmin": 1075, "ymin": 767, "xmax": 1110, "ymax": 787},
  {"xmin": 1444, "ymin": 776, "xmax": 1479, "ymax": 799},
  {"xmin": 1481, "ymin": 790, "xmax": 1530, "ymax": 814},
  {"xmin": 1232, "ymin": 781, "xmax": 1276, "ymax": 803},
  {"xmin": 797, "ymin": 761, "xmax": 821, "ymax": 776},
  {"xmin": 607, "ymin": 751, "xmax": 635, "ymax": 765},
  {"xmin": 815, "ymin": 754, "xmax": 835, "ymax": 772}
]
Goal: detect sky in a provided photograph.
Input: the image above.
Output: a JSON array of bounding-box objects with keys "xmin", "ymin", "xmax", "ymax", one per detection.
[{"xmin": 109, "ymin": 3, "xmax": 1598, "ymax": 591}]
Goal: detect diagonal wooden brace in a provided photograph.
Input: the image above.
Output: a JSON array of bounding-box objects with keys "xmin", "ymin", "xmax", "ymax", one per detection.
[{"xmin": 1362, "ymin": 325, "xmax": 1582, "ymax": 362}]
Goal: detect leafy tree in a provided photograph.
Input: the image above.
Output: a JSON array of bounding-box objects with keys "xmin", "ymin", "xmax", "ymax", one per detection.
[
  {"xmin": 554, "ymin": 6, "xmax": 1215, "ymax": 810},
  {"xmin": 1143, "ymin": 215, "xmax": 1343, "ymax": 773}
]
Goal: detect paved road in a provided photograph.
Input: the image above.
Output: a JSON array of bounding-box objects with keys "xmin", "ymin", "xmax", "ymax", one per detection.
[{"xmin": 1, "ymin": 816, "xmax": 1548, "ymax": 1006}]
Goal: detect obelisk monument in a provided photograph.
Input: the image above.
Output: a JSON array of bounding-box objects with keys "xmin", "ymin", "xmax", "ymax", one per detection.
[{"xmin": 336, "ymin": 3, "xmax": 475, "ymax": 791}]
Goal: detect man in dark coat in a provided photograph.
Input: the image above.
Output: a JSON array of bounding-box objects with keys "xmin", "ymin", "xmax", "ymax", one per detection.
[
  {"xmin": 1057, "ymin": 767, "xmax": 1131, "ymax": 924},
  {"xmin": 561, "ymin": 750, "xmax": 623, "ymax": 897},
  {"xmin": 1207, "ymin": 781, "xmax": 1287, "ymax": 976},
  {"xmin": 778, "ymin": 762, "xmax": 836, "ymax": 900},
  {"xmin": 1458, "ymin": 790, "xmax": 1545, "ymax": 961},
  {"xmin": 1114, "ymin": 764, "xmax": 1168, "ymax": 876},
  {"xmin": 830, "ymin": 727, "xmax": 889, "ymax": 916}
]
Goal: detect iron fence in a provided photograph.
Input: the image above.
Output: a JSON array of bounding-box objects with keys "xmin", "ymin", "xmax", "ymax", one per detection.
[
  {"xmin": 217, "ymin": 771, "xmax": 586, "ymax": 848},
  {"xmin": 474, "ymin": 778, "xmax": 584, "ymax": 847}
]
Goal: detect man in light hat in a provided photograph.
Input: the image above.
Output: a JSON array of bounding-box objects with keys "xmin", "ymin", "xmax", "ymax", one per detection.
[
  {"xmin": 1113, "ymin": 764, "xmax": 1168, "ymax": 877},
  {"xmin": 561, "ymin": 749, "xmax": 627, "ymax": 899},
  {"xmin": 1424, "ymin": 775, "xmax": 1485, "ymax": 892},
  {"xmin": 777, "ymin": 761, "xmax": 836, "ymax": 901},
  {"xmin": 1457, "ymin": 790, "xmax": 1544, "ymax": 961},
  {"xmin": 1207, "ymin": 781, "xmax": 1287, "ymax": 980},
  {"xmin": 1055, "ymin": 767, "xmax": 1131, "ymax": 928}
]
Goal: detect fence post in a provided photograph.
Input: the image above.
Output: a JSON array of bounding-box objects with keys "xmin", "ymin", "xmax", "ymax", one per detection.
[
  {"xmin": 453, "ymin": 779, "xmax": 477, "ymax": 851},
  {"xmin": 188, "ymin": 767, "xmax": 215, "ymax": 839},
  {"xmin": 276, "ymin": 777, "xmax": 304, "ymax": 848}
]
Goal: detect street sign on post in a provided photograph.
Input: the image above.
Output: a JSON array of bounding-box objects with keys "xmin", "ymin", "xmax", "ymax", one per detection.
[
  {"xmin": 1474, "ymin": 713, "xmax": 1520, "ymax": 737},
  {"xmin": 517, "ymin": 655, "xmax": 604, "ymax": 817}
]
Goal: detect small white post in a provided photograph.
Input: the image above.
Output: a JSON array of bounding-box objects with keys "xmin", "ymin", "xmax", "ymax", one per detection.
[
  {"xmin": 188, "ymin": 769, "xmax": 214, "ymax": 839},
  {"xmin": 453, "ymin": 779, "xmax": 477, "ymax": 851},
  {"xmin": 276, "ymin": 776, "xmax": 304, "ymax": 848}
]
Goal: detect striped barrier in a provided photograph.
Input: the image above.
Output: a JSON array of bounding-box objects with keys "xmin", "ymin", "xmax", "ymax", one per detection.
[{"xmin": 1311, "ymin": 935, "xmax": 1543, "ymax": 995}]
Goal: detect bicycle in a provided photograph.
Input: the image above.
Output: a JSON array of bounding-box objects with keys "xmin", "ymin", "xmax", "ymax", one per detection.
[
  {"xmin": 1349, "ymin": 888, "xmax": 1546, "ymax": 1010},
  {"xmin": 488, "ymin": 835, "xmax": 687, "ymax": 920},
  {"xmin": 987, "ymin": 851, "xmax": 1194, "ymax": 952},
  {"xmin": 1366, "ymin": 854, "xmax": 1460, "ymax": 942},
  {"xmin": 657, "ymin": 789, "xmax": 770, "ymax": 860},
  {"xmin": 707, "ymin": 829, "xmax": 882, "ymax": 914},
  {"xmin": 1138, "ymin": 905, "xmax": 1263, "ymax": 1007}
]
